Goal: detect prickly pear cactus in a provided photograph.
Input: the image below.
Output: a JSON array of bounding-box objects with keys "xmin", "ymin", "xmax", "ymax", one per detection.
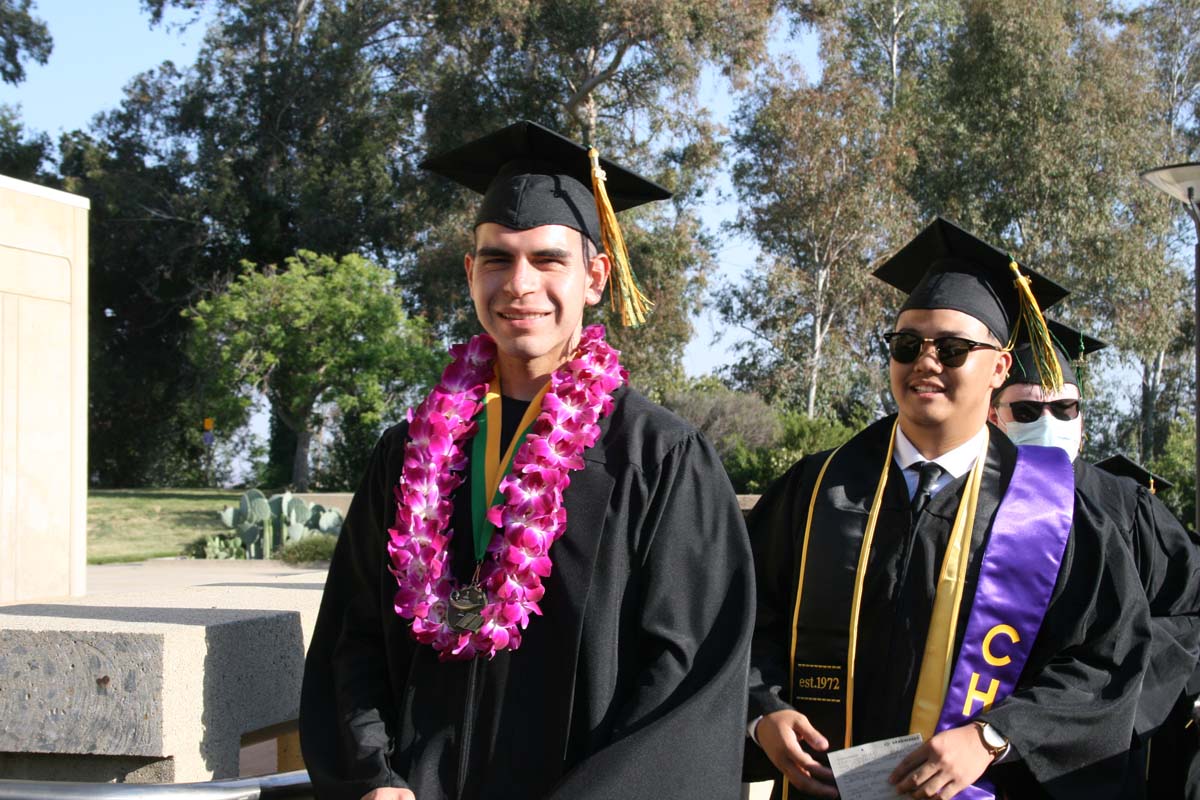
[{"xmin": 211, "ymin": 488, "xmax": 341, "ymax": 560}]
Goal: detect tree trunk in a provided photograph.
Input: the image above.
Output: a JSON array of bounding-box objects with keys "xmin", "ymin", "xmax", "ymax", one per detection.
[
  {"xmin": 292, "ymin": 426, "xmax": 313, "ymax": 492},
  {"xmin": 1140, "ymin": 350, "xmax": 1165, "ymax": 461},
  {"xmin": 806, "ymin": 266, "xmax": 831, "ymax": 418},
  {"xmin": 272, "ymin": 398, "xmax": 315, "ymax": 492}
]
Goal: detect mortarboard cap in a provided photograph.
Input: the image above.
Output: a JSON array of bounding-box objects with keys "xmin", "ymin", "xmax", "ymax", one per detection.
[
  {"xmin": 420, "ymin": 121, "xmax": 672, "ymax": 326},
  {"xmin": 1004, "ymin": 318, "xmax": 1107, "ymax": 389},
  {"xmin": 873, "ymin": 217, "xmax": 1072, "ymax": 392},
  {"xmin": 1095, "ymin": 454, "xmax": 1174, "ymax": 494}
]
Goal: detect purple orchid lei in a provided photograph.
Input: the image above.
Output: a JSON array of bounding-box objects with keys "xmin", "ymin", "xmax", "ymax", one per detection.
[{"xmin": 387, "ymin": 324, "xmax": 627, "ymax": 661}]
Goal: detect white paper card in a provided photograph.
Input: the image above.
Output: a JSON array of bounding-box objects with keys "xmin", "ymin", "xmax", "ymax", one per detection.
[{"xmin": 826, "ymin": 733, "xmax": 923, "ymax": 800}]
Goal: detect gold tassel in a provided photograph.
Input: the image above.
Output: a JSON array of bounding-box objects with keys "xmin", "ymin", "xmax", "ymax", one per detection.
[
  {"xmin": 589, "ymin": 147, "xmax": 653, "ymax": 327},
  {"xmin": 1007, "ymin": 260, "xmax": 1063, "ymax": 394}
]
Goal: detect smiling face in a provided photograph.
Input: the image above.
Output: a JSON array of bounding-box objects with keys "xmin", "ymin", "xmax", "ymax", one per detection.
[
  {"xmin": 890, "ymin": 307, "xmax": 1012, "ymax": 451},
  {"xmin": 465, "ymin": 222, "xmax": 609, "ymax": 385}
]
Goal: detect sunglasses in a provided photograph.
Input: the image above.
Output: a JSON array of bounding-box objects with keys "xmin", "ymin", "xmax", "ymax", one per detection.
[
  {"xmin": 883, "ymin": 332, "xmax": 1002, "ymax": 368},
  {"xmin": 997, "ymin": 399, "xmax": 1081, "ymax": 423}
]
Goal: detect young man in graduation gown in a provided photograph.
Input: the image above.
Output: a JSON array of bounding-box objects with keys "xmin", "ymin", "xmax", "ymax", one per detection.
[
  {"xmin": 991, "ymin": 320, "xmax": 1200, "ymax": 800},
  {"xmin": 745, "ymin": 217, "xmax": 1151, "ymax": 800},
  {"xmin": 298, "ymin": 121, "xmax": 755, "ymax": 800}
]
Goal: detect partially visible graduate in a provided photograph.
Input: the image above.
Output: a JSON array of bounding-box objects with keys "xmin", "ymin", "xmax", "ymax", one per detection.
[
  {"xmin": 1099, "ymin": 455, "xmax": 1200, "ymax": 800},
  {"xmin": 745, "ymin": 217, "xmax": 1151, "ymax": 800},
  {"xmin": 299, "ymin": 121, "xmax": 754, "ymax": 800},
  {"xmin": 992, "ymin": 320, "xmax": 1200, "ymax": 799}
]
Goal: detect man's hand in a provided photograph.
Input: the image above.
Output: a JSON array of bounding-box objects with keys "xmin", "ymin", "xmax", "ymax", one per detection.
[
  {"xmin": 755, "ymin": 709, "xmax": 839, "ymax": 798},
  {"xmin": 360, "ymin": 789, "xmax": 415, "ymax": 800},
  {"xmin": 888, "ymin": 724, "xmax": 993, "ymax": 799}
]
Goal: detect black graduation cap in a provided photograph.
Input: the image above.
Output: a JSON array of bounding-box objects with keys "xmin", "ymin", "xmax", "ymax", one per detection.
[
  {"xmin": 874, "ymin": 217, "xmax": 1072, "ymax": 392},
  {"xmin": 1095, "ymin": 454, "xmax": 1175, "ymax": 494},
  {"xmin": 1005, "ymin": 318, "xmax": 1108, "ymax": 389},
  {"xmin": 420, "ymin": 120, "xmax": 672, "ymax": 326},
  {"xmin": 873, "ymin": 217, "xmax": 1070, "ymax": 343}
]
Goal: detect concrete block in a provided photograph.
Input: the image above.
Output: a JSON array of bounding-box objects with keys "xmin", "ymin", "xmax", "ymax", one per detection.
[
  {"xmin": 0, "ymin": 630, "xmax": 164, "ymax": 755},
  {"xmin": 0, "ymin": 563, "xmax": 325, "ymax": 782}
]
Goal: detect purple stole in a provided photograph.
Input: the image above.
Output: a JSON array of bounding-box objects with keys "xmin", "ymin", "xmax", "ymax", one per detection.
[{"xmin": 932, "ymin": 444, "xmax": 1073, "ymax": 798}]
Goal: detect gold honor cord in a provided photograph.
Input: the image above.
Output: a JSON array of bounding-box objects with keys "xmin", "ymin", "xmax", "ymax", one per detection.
[
  {"xmin": 782, "ymin": 443, "xmax": 843, "ymax": 800},
  {"xmin": 483, "ymin": 370, "xmax": 551, "ymax": 503},
  {"xmin": 587, "ymin": 147, "xmax": 653, "ymax": 327},
  {"xmin": 1006, "ymin": 259, "xmax": 1064, "ymax": 395},
  {"xmin": 845, "ymin": 419, "xmax": 900, "ymax": 748},
  {"xmin": 908, "ymin": 428, "xmax": 989, "ymax": 739}
]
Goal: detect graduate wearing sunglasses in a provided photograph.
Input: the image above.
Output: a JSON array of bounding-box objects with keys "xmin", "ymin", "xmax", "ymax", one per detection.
[
  {"xmin": 745, "ymin": 217, "xmax": 1150, "ymax": 800},
  {"xmin": 991, "ymin": 321, "xmax": 1200, "ymax": 800}
]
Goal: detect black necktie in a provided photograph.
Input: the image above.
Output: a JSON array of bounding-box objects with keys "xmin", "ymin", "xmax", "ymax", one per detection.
[{"xmin": 911, "ymin": 461, "xmax": 946, "ymax": 516}]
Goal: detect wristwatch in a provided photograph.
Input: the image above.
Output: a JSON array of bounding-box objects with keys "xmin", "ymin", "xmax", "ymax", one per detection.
[{"xmin": 972, "ymin": 720, "xmax": 1008, "ymax": 761}]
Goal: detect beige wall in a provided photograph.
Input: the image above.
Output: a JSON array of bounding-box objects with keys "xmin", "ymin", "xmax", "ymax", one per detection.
[{"xmin": 0, "ymin": 175, "xmax": 89, "ymax": 602}]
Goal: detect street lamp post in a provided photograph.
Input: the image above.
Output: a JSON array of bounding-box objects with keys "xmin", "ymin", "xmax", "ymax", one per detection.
[{"xmin": 1140, "ymin": 162, "xmax": 1200, "ymax": 533}]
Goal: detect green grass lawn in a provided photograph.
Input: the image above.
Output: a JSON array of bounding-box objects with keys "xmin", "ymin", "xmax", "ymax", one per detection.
[{"xmin": 88, "ymin": 488, "xmax": 242, "ymax": 564}]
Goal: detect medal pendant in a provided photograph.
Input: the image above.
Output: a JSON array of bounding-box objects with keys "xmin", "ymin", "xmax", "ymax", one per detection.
[{"xmin": 448, "ymin": 584, "xmax": 487, "ymax": 633}]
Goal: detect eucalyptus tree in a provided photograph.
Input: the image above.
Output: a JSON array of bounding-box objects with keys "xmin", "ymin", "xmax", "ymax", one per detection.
[
  {"xmin": 909, "ymin": 0, "xmax": 1188, "ymax": 462},
  {"xmin": 720, "ymin": 58, "xmax": 916, "ymax": 416}
]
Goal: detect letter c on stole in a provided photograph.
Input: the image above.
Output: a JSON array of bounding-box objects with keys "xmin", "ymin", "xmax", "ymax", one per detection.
[{"xmin": 982, "ymin": 624, "xmax": 1019, "ymax": 667}]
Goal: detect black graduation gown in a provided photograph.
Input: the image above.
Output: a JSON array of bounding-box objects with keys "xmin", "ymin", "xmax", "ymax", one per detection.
[
  {"xmin": 745, "ymin": 416, "xmax": 1151, "ymax": 800},
  {"xmin": 1076, "ymin": 460, "xmax": 1200, "ymax": 799},
  {"xmin": 299, "ymin": 386, "xmax": 755, "ymax": 800},
  {"xmin": 1074, "ymin": 460, "xmax": 1200, "ymax": 737}
]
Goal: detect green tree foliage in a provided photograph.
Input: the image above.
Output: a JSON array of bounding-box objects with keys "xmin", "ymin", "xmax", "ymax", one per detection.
[
  {"xmin": 720, "ymin": 57, "xmax": 915, "ymax": 416},
  {"xmin": 909, "ymin": 0, "xmax": 1190, "ymax": 464},
  {"xmin": 78, "ymin": 1, "xmax": 433, "ymax": 483},
  {"xmin": 0, "ymin": 102, "xmax": 49, "ymax": 179},
  {"xmin": 0, "ymin": 0, "xmax": 50, "ymax": 85},
  {"xmin": 97, "ymin": 0, "xmax": 772, "ymax": 481},
  {"xmin": 660, "ymin": 377, "xmax": 783, "ymax": 457},
  {"xmin": 58, "ymin": 66, "xmax": 231, "ymax": 487},
  {"xmin": 410, "ymin": 0, "xmax": 773, "ymax": 408},
  {"xmin": 1150, "ymin": 414, "xmax": 1198, "ymax": 529},
  {"xmin": 723, "ymin": 410, "xmax": 860, "ymax": 493},
  {"xmin": 784, "ymin": 0, "xmax": 961, "ymax": 110},
  {"xmin": 186, "ymin": 251, "xmax": 443, "ymax": 490},
  {"xmin": 405, "ymin": 1, "xmax": 774, "ymax": 396}
]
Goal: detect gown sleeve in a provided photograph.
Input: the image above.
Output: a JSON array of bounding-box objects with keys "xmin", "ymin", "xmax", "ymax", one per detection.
[
  {"xmin": 300, "ymin": 427, "xmax": 411, "ymax": 800},
  {"xmin": 741, "ymin": 457, "xmax": 823, "ymax": 781},
  {"xmin": 981, "ymin": 502, "xmax": 1152, "ymax": 800},
  {"xmin": 1132, "ymin": 488, "xmax": 1200, "ymax": 735},
  {"xmin": 544, "ymin": 432, "xmax": 756, "ymax": 799}
]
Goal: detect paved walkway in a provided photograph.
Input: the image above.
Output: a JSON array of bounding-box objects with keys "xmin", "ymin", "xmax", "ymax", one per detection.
[{"xmin": 87, "ymin": 558, "xmax": 328, "ymax": 597}]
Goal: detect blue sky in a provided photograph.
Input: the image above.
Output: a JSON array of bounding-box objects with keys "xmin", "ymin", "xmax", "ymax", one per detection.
[{"xmin": 3, "ymin": 1, "xmax": 820, "ymax": 379}]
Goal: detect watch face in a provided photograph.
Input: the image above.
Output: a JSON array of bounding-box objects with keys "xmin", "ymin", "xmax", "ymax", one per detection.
[{"xmin": 981, "ymin": 723, "xmax": 1007, "ymax": 749}]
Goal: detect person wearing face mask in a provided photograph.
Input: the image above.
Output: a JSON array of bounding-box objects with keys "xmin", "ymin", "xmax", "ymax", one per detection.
[
  {"xmin": 991, "ymin": 321, "xmax": 1200, "ymax": 800},
  {"xmin": 745, "ymin": 218, "xmax": 1150, "ymax": 800},
  {"xmin": 988, "ymin": 321, "xmax": 1088, "ymax": 458}
]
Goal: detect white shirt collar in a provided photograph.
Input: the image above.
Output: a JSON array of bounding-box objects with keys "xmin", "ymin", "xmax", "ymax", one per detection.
[{"xmin": 893, "ymin": 423, "xmax": 987, "ymax": 480}]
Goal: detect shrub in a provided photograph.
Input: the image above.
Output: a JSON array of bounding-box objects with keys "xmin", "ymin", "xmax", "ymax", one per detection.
[{"xmin": 278, "ymin": 534, "xmax": 337, "ymax": 565}]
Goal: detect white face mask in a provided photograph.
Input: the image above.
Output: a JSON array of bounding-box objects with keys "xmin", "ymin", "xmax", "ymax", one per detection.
[{"xmin": 1002, "ymin": 416, "xmax": 1083, "ymax": 461}]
